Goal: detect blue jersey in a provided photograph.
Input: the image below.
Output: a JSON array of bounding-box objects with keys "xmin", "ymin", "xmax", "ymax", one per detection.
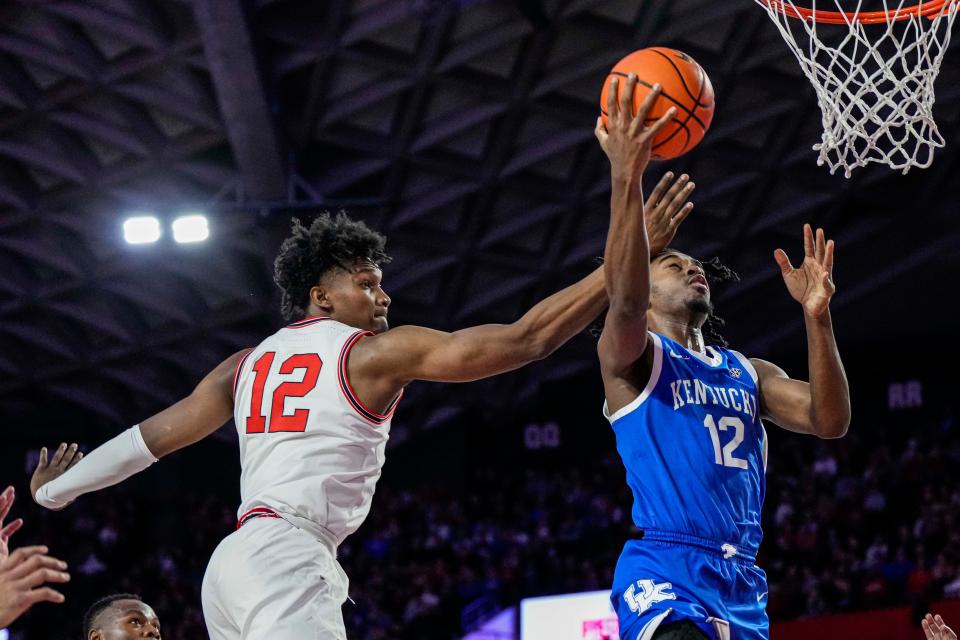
[{"xmin": 605, "ymin": 332, "xmax": 768, "ymax": 557}]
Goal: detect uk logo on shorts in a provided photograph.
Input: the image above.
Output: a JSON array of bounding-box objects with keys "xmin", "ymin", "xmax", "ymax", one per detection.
[{"xmin": 623, "ymin": 579, "xmax": 677, "ymax": 614}]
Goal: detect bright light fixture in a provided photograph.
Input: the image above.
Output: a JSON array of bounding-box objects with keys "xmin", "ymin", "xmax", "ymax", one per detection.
[
  {"xmin": 172, "ymin": 214, "xmax": 209, "ymax": 243},
  {"xmin": 123, "ymin": 216, "xmax": 161, "ymax": 244}
]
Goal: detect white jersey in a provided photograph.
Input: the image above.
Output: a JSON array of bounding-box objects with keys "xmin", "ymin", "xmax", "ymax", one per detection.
[{"xmin": 232, "ymin": 316, "xmax": 401, "ymax": 546}]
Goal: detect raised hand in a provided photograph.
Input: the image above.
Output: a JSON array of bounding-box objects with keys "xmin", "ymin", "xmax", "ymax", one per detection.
[
  {"xmin": 774, "ymin": 224, "xmax": 836, "ymax": 319},
  {"xmin": 0, "ymin": 486, "xmax": 23, "ymax": 562},
  {"xmin": 0, "ymin": 545, "xmax": 69, "ymax": 627},
  {"xmin": 595, "ymin": 75, "xmax": 677, "ymax": 181},
  {"xmin": 30, "ymin": 443, "xmax": 83, "ymax": 510},
  {"xmin": 644, "ymin": 171, "xmax": 695, "ymax": 255},
  {"xmin": 924, "ymin": 614, "xmax": 958, "ymax": 640}
]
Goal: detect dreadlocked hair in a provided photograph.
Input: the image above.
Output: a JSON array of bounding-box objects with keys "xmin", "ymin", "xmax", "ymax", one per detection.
[
  {"xmin": 699, "ymin": 256, "xmax": 739, "ymax": 347},
  {"xmin": 588, "ymin": 254, "xmax": 740, "ymax": 347},
  {"xmin": 273, "ymin": 212, "xmax": 391, "ymax": 321}
]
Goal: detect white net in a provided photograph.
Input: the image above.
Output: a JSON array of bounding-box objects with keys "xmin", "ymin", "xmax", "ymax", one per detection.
[{"xmin": 754, "ymin": 0, "xmax": 960, "ymax": 176}]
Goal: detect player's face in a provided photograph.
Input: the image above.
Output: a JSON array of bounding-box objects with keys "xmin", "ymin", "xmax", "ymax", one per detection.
[
  {"xmin": 325, "ymin": 260, "xmax": 391, "ymax": 333},
  {"xmin": 90, "ymin": 600, "xmax": 161, "ymax": 640},
  {"xmin": 649, "ymin": 251, "xmax": 711, "ymax": 312}
]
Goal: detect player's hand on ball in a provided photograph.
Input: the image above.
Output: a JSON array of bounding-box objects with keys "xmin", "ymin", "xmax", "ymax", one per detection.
[
  {"xmin": 923, "ymin": 614, "xmax": 958, "ymax": 640},
  {"xmin": 30, "ymin": 443, "xmax": 83, "ymax": 510},
  {"xmin": 644, "ymin": 171, "xmax": 695, "ymax": 254},
  {"xmin": 774, "ymin": 224, "xmax": 836, "ymax": 319},
  {"xmin": 595, "ymin": 74, "xmax": 677, "ymax": 180}
]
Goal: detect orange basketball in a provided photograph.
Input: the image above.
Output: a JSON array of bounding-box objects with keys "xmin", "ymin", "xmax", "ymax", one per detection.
[{"xmin": 600, "ymin": 47, "xmax": 715, "ymax": 160}]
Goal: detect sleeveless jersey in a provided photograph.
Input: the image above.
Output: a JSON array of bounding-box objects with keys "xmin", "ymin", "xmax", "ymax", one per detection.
[
  {"xmin": 604, "ymin": 332, "xmax": 767, "ymax": 556},
  {"xmin": 232, "ymin": 316, "xmax": 401, "ymax": 546}
]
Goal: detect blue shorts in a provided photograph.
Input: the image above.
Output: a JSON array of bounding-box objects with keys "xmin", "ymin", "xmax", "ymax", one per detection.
[{"xmin": 611, "ymin": 531, "xmax": 769, "ymax": 640}]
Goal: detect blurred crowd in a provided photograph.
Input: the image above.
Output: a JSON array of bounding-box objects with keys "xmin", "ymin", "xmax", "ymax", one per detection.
[{"xmin": 2, "ymin": 404, "xmax": 957, "ymax": 639}]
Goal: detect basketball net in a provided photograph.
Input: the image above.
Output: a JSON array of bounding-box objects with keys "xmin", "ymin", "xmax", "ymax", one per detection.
[{"xmin": 755, "ymin": 0, "xmax": 960, "ymax": 177}]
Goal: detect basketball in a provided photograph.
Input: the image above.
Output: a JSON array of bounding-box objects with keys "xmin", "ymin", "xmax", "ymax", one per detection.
[{"xmin": 600, "ymin": 47, "xmax": 715, "ymax": 160}]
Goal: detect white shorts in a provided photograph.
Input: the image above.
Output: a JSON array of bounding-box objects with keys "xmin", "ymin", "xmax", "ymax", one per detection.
[{"xmin": 201, "ymin": 516, "xmax": 349, "ymax": 640}]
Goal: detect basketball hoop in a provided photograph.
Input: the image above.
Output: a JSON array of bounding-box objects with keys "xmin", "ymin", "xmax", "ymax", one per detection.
[{"xmin": 754, "ymin": 0, "xmax": 960, "ymax": 176}]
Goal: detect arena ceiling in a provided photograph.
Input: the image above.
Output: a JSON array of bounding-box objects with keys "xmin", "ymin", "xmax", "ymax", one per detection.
[{"xmin": 1, "ymin": 0, "xmax": 958, "ymax": 444}]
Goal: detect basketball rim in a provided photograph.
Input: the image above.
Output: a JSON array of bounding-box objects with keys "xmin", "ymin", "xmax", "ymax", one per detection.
[{"xmin": 760, "ymin": 0, "xmax": 955, "ymax": 24}]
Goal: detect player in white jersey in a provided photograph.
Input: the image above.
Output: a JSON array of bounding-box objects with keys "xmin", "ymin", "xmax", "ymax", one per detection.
[{"xmin": 28, "ymin": 108, "xmax": 691, "ymax": 638}]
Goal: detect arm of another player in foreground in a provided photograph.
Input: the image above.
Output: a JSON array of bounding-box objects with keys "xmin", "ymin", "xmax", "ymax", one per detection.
[
  {"xmin": 354, "ymin": 264, "xmax": 607, "ymax": 387},
  {"xmin": 751, "ymin": 225, "xmax": 850, "ymax": 439},
  {"xmin": 31, "ymin": 349, "xmax": 248, "ymax": 510}
]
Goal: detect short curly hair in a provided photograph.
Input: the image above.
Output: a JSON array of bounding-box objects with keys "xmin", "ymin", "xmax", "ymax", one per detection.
[
  {"xmin": 273, "ymin": 212, "xmax": 391, "ymax": 321},
  {"xmin": 82, "ymin": 593, "xmax": 143, "ymax": 637}
]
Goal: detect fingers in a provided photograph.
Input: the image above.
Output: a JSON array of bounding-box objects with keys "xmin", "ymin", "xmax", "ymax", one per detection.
[
  {"xmin": 51, "ymin": 443, "xmax": 79, "ymax": 470},
  {"xmin": 666, "ymin": 177, "xmax": 695, "ymax": 217},
  {"xmin": 50, "ymin": 443, "xmax": 67, "ymax": 467},
  {"xmin": 647, "ymin": 172, "xmax": 674, "ymax": 208},
  {"xmin": 606, "ymin": 76, "xmax": 619, "ymax": 120},
  {"xmin": 815, "ymin": 227, "xmax": 825, "ymax": 262},
  {"xmin": 23, "ymin": 586, "xmax": 66, "ymax": 606},
  {"xmin": 619, "ymin": 74, "xmax": 637, "ymax": 122},
  {"xmin": 67, "ymin": 451, "xmax": 84, "ymax": 470},
  {"xmin": 823, "ymin": 239, "xmax": 835, "ymax": 275},
  {"xmin": 671, "ymin": 202, "xmax": 695, "ymax": 228},
  {"xmin": 19, "ymin": 563, "xmax": 70, "ymax": 589},
  {"xmin": 0, "ymin": 486, "xmax": 13, "ymax": 522},
  {"xmin": 634, "ymin": 81, "xmax": 661, "ymax": 124},
  {"xmin": 934, "ymin": 615, "xmax": 957, "ymax": 639},
  {"xmin": 803, "ymin": 223, "xmax": 814, "ymax": 258},
  {"xmin": 925, "ymin": 614, "xmax": 955, "ymax": 640},
  {"xmin": 594, "ymin": 116, "xmax": 608, "ymax": 149},
  {"xmin": 774, "ymin": 248, "xmax": 793, "ymax": 274},
  {"xmin": 37, "ymin": 446, "xmax": 48, "ymax": 470},
  {"xmin": 1, "ymin": 518, "xmax": 23, "ymax": 542},
  {"xmin": 647, "ymin": 105, "xmax": 678, "ymax": 139},
  {"xmin": 2, "ymin": 545, "xmax": 50, "ymax": 571},
  {"xmin": 7, "ymin": 551, "xmax": 68, "ymax": 581}
]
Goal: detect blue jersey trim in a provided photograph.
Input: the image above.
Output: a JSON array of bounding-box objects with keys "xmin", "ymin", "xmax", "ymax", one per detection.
[
  {"xmin": 727, "ymin": 349, "xmax": 759, "ymax": 384},
  {"xmin": 604, "ymin": 333, "xmax": 664, "ymax": 424}
]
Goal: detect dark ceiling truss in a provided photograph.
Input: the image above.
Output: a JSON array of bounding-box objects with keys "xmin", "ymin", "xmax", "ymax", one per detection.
[{"xmin": 0, "ymin": 0, "xmax": 958, "ymax": 441}]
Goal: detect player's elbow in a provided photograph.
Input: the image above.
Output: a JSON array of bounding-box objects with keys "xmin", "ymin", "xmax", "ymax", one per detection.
[{"xmin": 814, "ymin": 415, "xmax": 850, "ymax": 439}]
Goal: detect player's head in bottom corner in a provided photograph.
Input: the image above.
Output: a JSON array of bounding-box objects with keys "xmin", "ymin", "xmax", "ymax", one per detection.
[
  {"xmin": 648, "ymin": 249, "xmax": 739, "ymax": 346},
  {"xmin": 274, "ymin": 211, "xmax": 394, "ymax": 334},
  {"xmin": 82, "ymin": 593, "xmax": 161, "ymax": 640}
]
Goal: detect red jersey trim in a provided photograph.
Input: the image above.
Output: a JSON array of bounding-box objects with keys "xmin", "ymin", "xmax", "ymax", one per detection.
[
  {"xmin": 237, "ymin": 507, "xmax": 281, "ymax": 529},
  {"xmin": 337, "ymin": 330, "xmax": 402, "ymax": 425},
  {"xmin": 287, "ymin": 316, "xmax": 332, "ymax": 329},
  {"xmin": 232, "ymin": 349, "xmax": 254, "ymax": 399}
]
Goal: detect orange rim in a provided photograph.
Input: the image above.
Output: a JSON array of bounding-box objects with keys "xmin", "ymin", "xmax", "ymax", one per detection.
[{"xmin": 763, "ymin": 0, "xmax": 954, "ymax": 23}]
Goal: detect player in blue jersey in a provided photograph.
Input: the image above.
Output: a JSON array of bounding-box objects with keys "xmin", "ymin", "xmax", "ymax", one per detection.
[{"xmin": 593, "ymin": 75, "xmax": 851, "ymax": 640}]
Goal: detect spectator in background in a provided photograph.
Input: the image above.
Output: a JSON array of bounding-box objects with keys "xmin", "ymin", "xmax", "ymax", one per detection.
[
  {"xmin": 82, "ymin": 593, "xmax": 161, "ymax": 640},
  {"xmin": 0, "ymin": 485, "xmax": 70, "ymax": 629}
]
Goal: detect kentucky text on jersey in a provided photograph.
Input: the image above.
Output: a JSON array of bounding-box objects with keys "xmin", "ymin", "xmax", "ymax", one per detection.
[
  {"xmin": 606, "ymin": 332, "xmax": 767, "ymax": 558},
  {"xmin": 669, "ymin": 378, "xmax": 759, "ymax": 419}
]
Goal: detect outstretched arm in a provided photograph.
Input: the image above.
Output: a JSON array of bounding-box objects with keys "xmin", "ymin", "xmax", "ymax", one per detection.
[
  {"xmin": 351, "ymin": 265, "xmax": 607, "ymax": 392},
  {"xmin": 752, "ymin": 225, "xmax": 850, "ymax": 439},
  {"xmin": 594, "ymin": 77, "xmax": 679, "ymax": 412},
  {"xmin": 31, "ymin": 350, "xmax": 247, "ymax": 510}
]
